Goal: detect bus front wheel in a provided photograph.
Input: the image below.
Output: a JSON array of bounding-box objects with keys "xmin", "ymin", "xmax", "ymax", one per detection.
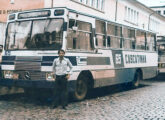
[{"xmin": 74, "ymin": 76, "xmax": 88, "ymax": 101}]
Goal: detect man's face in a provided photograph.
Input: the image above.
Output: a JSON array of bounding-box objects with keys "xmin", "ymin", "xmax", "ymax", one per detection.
[{"xmin": 59, "ymin": 51, "xmax": 65, "ymax": 58}]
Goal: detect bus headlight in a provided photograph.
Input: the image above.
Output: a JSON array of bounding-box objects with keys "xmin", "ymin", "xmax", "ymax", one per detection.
[
  {"xmin": 3, "ymin": 71, "xmax": 19, "ymax": 79},
  {"xmin": 46, "ymin": 73, "xmax": 54, "ymax": 81},
  {"xmin": 162, "ymin": 63, "xmax": 165, "ymax": 68},
  {"xmin": 4, "ymin": 71, "xmax": 13, "ymax": 79}
]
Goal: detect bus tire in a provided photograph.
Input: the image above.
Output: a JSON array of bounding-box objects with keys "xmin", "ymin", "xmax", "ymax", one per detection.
[
  {"xmin": 74, "ymin": 75, "xmax": 88, "ymax": 101},
  {"xmin": 132, "ymin": 71, "xmax": 142, "ymax": 88}
]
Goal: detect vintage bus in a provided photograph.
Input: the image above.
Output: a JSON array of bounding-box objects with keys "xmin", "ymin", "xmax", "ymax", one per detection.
[
  {"xmin": 1, "ymin": 7, "xmax": 158, "ymax": 100},
  {"xmin": 157, "ymin": 36, "xmax": 165, "ymax": 73}
]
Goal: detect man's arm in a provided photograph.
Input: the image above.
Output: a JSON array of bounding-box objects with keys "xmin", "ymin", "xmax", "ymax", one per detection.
[
  {"xmin": 66, "ymin": 59, "xmax": 73, "ymax": 79},
  {"xmin": 52, "ymin": 59, "xmax": 56, "ymax": 74},
  {"xmin": 67, "ymin": 59, "xmax": 73, "ymax": 74}
]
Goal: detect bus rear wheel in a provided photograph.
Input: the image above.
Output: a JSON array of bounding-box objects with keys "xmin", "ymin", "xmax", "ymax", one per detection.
[
  {"xmin": 74, "ymin": 76, "xmax": 88, "ymax": 101},
  {"xmin": 132, "ymin": 71, "xmax": 141, "ymax": 88}
]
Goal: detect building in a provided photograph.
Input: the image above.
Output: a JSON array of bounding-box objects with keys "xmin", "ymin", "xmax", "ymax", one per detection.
[
  {"xmin": 0, "ymin": 0, "xmax": 44, "ymax": 45},
  {"xmin": 0, "ymin": 22, "xmax": 6, "ymax": 45},
  {"xmin": 150, "ymin": 5, "xmax": 165, "ymax": 40},
  {"xmin": 44, "ymin": 0, "xmax": 165, "ymax": 36},
  {"xmin": 150, "ymin": 6, "xmax": 165, "ymax": 17},
  {"xmin": 0, "ymin": 0, "xmax": 44, "ymax": 22}
]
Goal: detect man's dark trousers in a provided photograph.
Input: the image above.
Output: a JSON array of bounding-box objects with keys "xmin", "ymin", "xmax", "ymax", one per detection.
[{"xmin": 52, "ymin": 74, "xmax": 68, "ymax": 107}]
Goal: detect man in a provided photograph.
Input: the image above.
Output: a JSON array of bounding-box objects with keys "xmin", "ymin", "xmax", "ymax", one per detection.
[{"xmin": 52, "ymin": 49, "xmax": 73, "ymax": 109}]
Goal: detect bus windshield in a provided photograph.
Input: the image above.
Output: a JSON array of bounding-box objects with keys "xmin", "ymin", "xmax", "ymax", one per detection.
[{"xmin": 5, "ymin": 19, "xmax": 63, "ymax": 50}]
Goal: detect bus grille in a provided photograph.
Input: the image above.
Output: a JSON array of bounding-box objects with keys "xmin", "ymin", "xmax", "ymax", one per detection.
[
  {"xmin": 15, "ymin": 56, "xmax": 42, "ymax": 71},
  {"xmin": 15, "ymin": 62, "xmax": 41, "ymax": 71},
  {"xmin": 16, "ymin": 56, "xmax": 42, "ymax": 61}
]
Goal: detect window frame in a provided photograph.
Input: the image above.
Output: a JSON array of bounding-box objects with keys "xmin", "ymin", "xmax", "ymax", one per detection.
[
  {"xmin": 67, "ymin": 19, "xmax": 94, "ymax": 52},
  {"xmin": 106, "ymin": 23, "xmax": 122, "ymax": 49},
  {"xmin": 95, "ymin": 20, "xmax": 106, "ymax": 48}
]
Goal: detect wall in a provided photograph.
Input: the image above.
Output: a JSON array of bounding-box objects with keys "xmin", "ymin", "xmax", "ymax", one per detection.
[
  {"xmin": 151, "ymin": 7, "xmax": 165, "ymax": 16},
  {"xmin": 44, "ymin": 0, "xmax": 116, "ymax": 21},
  {"xmin": 0, "ymin": 0, "xmax": 44, "ymax": 22},
  {"xmin": 44, "ymin": 0, "xmax": 165, "ymax": 36},
  {"xmin": 0, "ymin": 23, "xmax": 6, "ymax": 45}
]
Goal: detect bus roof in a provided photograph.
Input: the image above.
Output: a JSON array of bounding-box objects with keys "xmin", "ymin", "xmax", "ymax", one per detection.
[{"xmin": 7, "ymin": 7, "xmax": 157, "ymax": 34}]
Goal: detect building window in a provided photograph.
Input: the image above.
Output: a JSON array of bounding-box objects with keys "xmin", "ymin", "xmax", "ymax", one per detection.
[
  {"xmin": 156, "ymin": 10, "xmax": 161, "ymax": 14},
  {"xmin": 10, "ymin": 0, "xmax": 14, "ymax": 4},
  {"xmin": 95, "ymin": 0, "xmax": 99, "ymax": 9},
  {"xmin": 84, "ymin": 0, "xmax": 88, "ymax": 4},
  {"xmin": 149, "ymin": 18, "xmax": 160, "ymax": 32},
  {"xmin": 75, "ymin": 0, "xmax": 104, "ymax": 11},
  {"xmin": 90, "ymin": 0, "xmax": 95, "ymax": 7},
  {"xmin": 125, "ymin": 6, "xmax": 139, "ymax": 25},
  {"xmin": 99, "ymin": 0, "xmax": 104, "ymax": 10}
]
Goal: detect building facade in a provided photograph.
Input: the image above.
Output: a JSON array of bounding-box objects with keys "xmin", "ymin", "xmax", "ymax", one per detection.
[
  {"xmin": 0, "ymin": 0, "xmax": 44, "ymax": 22},
  {"xmin": 44, "ymin": 0, "xmax": 165, "ymax": 37},
  {"xmin": 150, "ymin": 6, "xmax": 165, "ymax": 17},
  {"xmin": 0, "ymin": 0, "xmax": 44, "ymax": 45}
]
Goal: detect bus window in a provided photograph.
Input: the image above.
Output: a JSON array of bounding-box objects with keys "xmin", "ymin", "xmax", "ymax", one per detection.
[
  {"xmin": 146, "ymin": 33, "xmax": 156, "ymax": 51},
  {"xmin": 107, "ymin": 23, "xmax": 122, "ymax": 48},
  {"xmin": 31, "ymin": 19, "xmax": 63, "ymax": 50},
  {"xmin": 67, "ymin": 20, "xmax": 92, "ymax": 51},
  {"xmin": 123, "ymin": 27, "xmax": 135, "ymax": 49},
  {"xmin": 69, "ymin": 19, "xmax": 76, "ymax": 28},
  {"xmin": 136, "ymin": 30, "xmax": 145, "ymax": 50},
  {"xmin": 6, "ymin": 21, "xmax": 32, "ymax": 50},
  {"xmin": 107, "ymin": 36, "xmax": 111, "ymax": 47},
  {"xmin": 6, "ymin": 19, "xmax": 63, "ymax": 50},
  {"xmin": 95, "ymin": 20, "xmax": 106, "ymax": 48}
]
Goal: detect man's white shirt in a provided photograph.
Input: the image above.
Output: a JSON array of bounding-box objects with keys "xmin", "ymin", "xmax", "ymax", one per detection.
[{"xmin": 52, "ymin": 57, "xmax": 73, "ymax": 75}]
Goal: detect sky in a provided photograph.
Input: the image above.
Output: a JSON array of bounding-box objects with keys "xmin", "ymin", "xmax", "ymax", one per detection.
[{"xmin": 137, "ymin": 0, "xmax": 165, "ymax": 7}]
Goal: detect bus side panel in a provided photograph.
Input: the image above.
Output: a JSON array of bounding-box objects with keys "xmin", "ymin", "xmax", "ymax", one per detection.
[
  {"xmin": 142, "ymin": 67, "xmax": 158, "ymax": 79},
  {"xmin": 93, "ymin": 68, "xmax": 136, "ymax": 88}
]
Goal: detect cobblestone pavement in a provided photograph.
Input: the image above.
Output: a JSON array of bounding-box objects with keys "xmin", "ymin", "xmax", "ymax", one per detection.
[{"xmin": 1, "ymin": 76, "xmax": 165, "ymax": 120}]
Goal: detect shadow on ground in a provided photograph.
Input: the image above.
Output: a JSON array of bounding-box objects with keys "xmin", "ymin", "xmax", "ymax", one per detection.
[
  {"xmin": 86, "ymin": 82, "xmax": 149, "ymax": 100},
  {"xmin": 0, "ymin": 81, "xmax": 150, "ymax": 107}
]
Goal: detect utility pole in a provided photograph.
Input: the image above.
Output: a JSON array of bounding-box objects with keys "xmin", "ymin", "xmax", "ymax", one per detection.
[
  {"xmin": 51, "ymin": 0, "xmax": 54, "ymax": 8},
  {"xmin": 115, "ymin": 0, "xmax": 118, "ymax": 21}
]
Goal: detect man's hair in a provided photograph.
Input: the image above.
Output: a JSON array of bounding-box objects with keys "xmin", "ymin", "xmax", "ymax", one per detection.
[{"xmin": 58, "ymin": 49, "xmax": 65, "ymax": 54}]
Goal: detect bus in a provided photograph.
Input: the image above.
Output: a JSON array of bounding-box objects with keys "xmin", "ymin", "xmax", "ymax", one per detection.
[
  {"xmin": 1, "ymin": 7, "xmax": 158, "ymax": 100},
  {"xmin": 157, "ymin": 36, "xmax": 165, "ymax": 73}
]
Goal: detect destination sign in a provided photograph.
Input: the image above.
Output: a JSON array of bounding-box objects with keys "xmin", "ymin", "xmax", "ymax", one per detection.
[
  {"xmin": 18, "ymin": 10, "xmax": 51, "ymax": 19},
  {"xmin": 125, "ymin": 54, "xmax": 146, "ymax": 64}
]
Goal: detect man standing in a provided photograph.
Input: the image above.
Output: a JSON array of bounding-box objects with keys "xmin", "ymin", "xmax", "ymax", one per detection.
[{"xmin": 52, "ymin": 49, "xmax": 73, "ymax": 109}]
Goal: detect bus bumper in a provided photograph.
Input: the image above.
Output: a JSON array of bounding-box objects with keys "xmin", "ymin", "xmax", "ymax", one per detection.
[{"xmin": 0, "ymin": 79, "xmax": 77, "ymax": 92}]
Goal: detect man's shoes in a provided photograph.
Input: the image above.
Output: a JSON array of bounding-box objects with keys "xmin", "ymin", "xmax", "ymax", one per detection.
[
  {"xmin": 62, "ymin": 106, "xmax": 67, "ymax": 110},
  {"xmin": 51, "ymin": 105, "xmax": 57, "ymax": 109}
]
